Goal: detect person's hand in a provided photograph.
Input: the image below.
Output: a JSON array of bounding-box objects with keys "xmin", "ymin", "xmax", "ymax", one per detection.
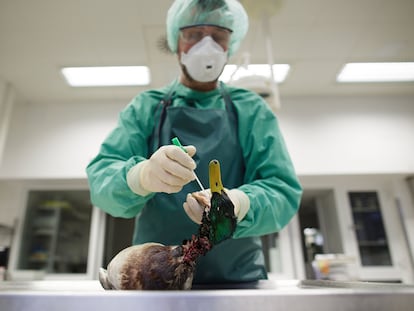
[
  {"xmin": 183, "ymin": 190, "xmax": 211, "ymax": 224},
  {"xmin": 127, "ymin": 145, "xmax": 196, "ymax": 195},
  {"xmin": 183, "ymin": 188, "xmax": 250, "ymax": 224}
]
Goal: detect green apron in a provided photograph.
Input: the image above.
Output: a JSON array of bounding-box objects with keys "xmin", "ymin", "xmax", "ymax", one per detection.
[{"xmin": 132, "ymin": 82, "xmax": 267, "ymax": 284}]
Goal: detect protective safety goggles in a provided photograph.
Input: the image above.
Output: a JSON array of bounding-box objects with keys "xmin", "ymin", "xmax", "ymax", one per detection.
[{"xmin": 179, "ymin": 25, "xmax": 232, "ymax": 46}]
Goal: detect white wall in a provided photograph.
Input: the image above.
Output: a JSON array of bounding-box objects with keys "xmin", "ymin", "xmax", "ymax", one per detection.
[
  {"xmin": 0, "ymin": 181, "xmax": 23, "ymax": 247},
  {"xmin": 278, "ymin": 95, "xmax": 414, "ymax": 175},
  {"xmin": 0, "ymin": 80, "xmax": 15, "ymax": 165},
  {"xmin": 0, "ymin": 100, "xmax": 123, "ymax": 179},
  {"xmin": 0, "ymin": 94, "xmax": 413, "ymax": 179}
]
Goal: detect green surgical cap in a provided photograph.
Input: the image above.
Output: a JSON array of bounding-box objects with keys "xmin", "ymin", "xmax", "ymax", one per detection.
[{"xmin": 166, "ymin": 0, "xmax": 248, "ymax": 56}]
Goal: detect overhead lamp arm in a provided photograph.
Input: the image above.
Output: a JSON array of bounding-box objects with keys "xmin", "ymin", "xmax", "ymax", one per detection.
[{"xmin": 262, "ymin": 11, "xmax": 281, "ymax": 110}]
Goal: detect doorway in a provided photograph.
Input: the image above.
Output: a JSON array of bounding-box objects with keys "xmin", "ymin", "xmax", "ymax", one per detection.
[
  {"xmin": 102, "ymin": 216, "xmax": 135, "ymax": 267},
  {"xmin": 298, "ymin": 189, "xmax": 343, "ymax": 279}
]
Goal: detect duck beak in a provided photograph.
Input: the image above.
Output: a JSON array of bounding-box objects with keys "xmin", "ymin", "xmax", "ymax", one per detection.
[{"xmin": 209, "ymin": 159, "xmax": 224, "ymax": 194}]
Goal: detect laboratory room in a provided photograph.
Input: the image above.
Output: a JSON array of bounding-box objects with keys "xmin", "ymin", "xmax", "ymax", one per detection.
[{"xmin": 0, "ymin": 0, "xmax": 414, "ymax": 310}]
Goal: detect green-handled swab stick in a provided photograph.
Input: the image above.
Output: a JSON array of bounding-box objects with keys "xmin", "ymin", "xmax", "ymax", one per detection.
[{"xmin": 172, "ymin": 137, "xmax": 205, "ymax": 191}]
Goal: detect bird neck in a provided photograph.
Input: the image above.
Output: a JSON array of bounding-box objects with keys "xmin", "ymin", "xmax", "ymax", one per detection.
[{"xmin": 182, "ymin": 235, "xmax": 212, "ymax": 265}]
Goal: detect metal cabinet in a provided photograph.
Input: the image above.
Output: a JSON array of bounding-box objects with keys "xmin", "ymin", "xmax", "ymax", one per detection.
[
  {"xmin": 18, "ymin": 190, "xmax": 92, "ymax": 273},
  {"xmin": 299, "ymin": 175, "xmax": 414, "ymax": 284},
  {"xmin": 8, "ymin": 183, "xmax": 106, "ymax": 280},
  {"xmin": 338, "ymin": 181, "xmax": 414, "ymax": 283}
]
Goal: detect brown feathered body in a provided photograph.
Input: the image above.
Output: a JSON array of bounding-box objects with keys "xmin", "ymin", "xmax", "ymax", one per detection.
[{"xmin": 99, "ymin": 235, "xmax": 211, "ymax": 290}]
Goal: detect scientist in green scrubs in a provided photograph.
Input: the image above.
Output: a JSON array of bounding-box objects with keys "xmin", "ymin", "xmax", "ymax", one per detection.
[{"xmin": 86, "ymin": 0, "xmax": 302, "ymax": 284}]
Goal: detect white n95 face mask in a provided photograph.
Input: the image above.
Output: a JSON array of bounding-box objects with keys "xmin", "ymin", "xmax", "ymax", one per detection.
[{"xmin": 181, "ymin": 36, "xmax": 228, "ymax": 83}]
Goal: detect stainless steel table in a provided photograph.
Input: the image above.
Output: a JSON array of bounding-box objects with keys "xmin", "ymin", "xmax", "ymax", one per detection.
[{"xmin": 1, "ymin": 279, "xmax": 413, "ymax": 311}]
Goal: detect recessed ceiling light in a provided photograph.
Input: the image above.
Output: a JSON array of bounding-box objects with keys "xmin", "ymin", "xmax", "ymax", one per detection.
[
  {"xmin": 337, "ymin": 62, "xmax": 414, "ymax": 82},
  {"xmin": 61, "ymin": 66, "xmax": 151, "ymax": 87},
  {"xmin": 220, "ymin": 64, "xmax": 290, "ymax": 83}
]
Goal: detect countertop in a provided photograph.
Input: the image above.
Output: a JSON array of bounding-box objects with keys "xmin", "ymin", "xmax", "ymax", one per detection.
[{"xmin": 1, "ymin": 279, "xmax": 414, "ymax": 311}]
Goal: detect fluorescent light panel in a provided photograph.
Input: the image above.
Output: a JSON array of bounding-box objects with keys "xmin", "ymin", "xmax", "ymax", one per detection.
[
  {"xmin": 220, "ymin": 64, "xmax": 290, "ymax": 83},
  {"xmin": 61, "ymin": 66, "xmax": 151, "ymax": 87},
  {"xmin": 337, "ymin": 62, "xmax": 414, "ymax": 82}
]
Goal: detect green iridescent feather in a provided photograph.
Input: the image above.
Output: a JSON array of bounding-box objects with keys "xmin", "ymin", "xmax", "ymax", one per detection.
[{"xmin": 209, "ymin": 190, "xmax": 237, "ymax": 245}]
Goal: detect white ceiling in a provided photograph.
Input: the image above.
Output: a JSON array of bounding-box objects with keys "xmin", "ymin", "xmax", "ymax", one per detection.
[{"xmin": 1, "ymin": 0, "xmax": 413, "ymax": 105}]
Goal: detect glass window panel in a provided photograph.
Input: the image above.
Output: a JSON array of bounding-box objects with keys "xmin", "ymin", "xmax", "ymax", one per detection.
[
  {"xmin": 18, "ymin": 190, "xmax": 92, "ymax": 273},
  {"xmin": 348, "ymin": 192, "xmax": 392, "ymax": 266}
]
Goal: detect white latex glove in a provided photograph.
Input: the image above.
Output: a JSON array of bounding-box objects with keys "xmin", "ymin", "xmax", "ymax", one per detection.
[
  {"xmin": 183, "ymin": 188, "xmax": 250, "ymax": 224},
  {"xmin": 183, "ymin": 189, "xmax": 211, "ymax": 224},
  {"xmin": 127, "ymin": 145, "xmax": 196, "ymax": 196}
]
